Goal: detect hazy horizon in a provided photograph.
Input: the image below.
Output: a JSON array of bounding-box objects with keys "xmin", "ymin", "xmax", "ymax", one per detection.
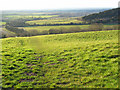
[
  {"xmin": 1, "ymin": 8, "xmax": 112, "ymax": 11},
  {"xmin": 1, "ymin": 0, "xmax": 119, "ymax": 11}
]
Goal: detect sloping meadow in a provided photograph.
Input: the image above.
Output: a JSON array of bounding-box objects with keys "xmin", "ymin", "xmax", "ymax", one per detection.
[{"xmin": 1, "ymin": 30, "xmax": 119, "ymax": 88}]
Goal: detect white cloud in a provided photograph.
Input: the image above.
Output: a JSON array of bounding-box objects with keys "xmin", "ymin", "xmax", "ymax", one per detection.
[{"xmin": 0, "ymin": 0, "xmax": 119, "ymax": 10}]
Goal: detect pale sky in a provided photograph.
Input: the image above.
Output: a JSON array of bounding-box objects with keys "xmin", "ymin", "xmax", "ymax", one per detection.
[{"xmin": 0, "ymin": 0, "xmax": 119, "ymax": 10}]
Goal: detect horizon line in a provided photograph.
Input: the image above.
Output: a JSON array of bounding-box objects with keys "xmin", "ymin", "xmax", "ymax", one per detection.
[{"xmin": 1, "ymin": 7, "xmax": 116, "ymax": 11}]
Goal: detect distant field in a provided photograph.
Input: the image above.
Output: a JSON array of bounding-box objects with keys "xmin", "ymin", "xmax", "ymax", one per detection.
[
  {"xmin": 2, "ymin": 30, "xmax": 119, "ymax": 88},
  {"xmin": 22, "ymin": 25, "xmax": 117, "ymax": 32},
  {"xmin": 26, "ymin": 17, "xmax": 83, "ymax": 25},
  {"xmin": 22, "ymin": 25, "xmax": 89, "ymax": 31},
  {"xmin": 4, "ymin": 15, "xmax": 59, "ymax": 19}
]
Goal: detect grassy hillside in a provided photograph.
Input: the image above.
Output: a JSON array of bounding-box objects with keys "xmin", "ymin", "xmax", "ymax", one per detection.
[{"xmin": 1, "ymin": 30, "xmax": 119, "ymax": 88}]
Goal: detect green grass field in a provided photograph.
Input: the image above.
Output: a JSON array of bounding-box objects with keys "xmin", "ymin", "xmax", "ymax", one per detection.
[
  {"xmin": 1, "ymin": 30, "xmax": 119, "ymax": 88},
  {"xmin": 4, "ymin": 15, "xmax": 59, "ymax": 19},
  {"xmin": 26, "ymin": 17, "xmax": 83, "ymax": 25}
]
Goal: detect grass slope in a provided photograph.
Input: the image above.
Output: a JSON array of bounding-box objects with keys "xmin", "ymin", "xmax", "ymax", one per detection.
[{"xmin": 1, "ymin": 30, "xmax": 119, "ymax": 88}]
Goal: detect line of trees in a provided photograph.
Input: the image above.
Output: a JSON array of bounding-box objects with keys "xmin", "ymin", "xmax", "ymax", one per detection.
[
  {"xmin": 48, "ymin": 23, "xmax": 118, "ymax": 34},
  {"xmin": 5, "ymin": 24, "xmax": 29, "ymax": 37},
  {"xmin": 2, "ymin": 23, "xmax": 118, "ymax": 38},
  {"xmin": 7, "ymin": 20, "xmax": 88, "ymax": 27},
  {"xmin": 28, "ymin": 22, "xmax": 89, "ymax": 26}
]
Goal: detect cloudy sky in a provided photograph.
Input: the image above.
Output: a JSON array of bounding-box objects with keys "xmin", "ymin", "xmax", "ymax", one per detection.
[{"xmin": 0, "ymin": 0, "xmax": 119, "ymax": 10}]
